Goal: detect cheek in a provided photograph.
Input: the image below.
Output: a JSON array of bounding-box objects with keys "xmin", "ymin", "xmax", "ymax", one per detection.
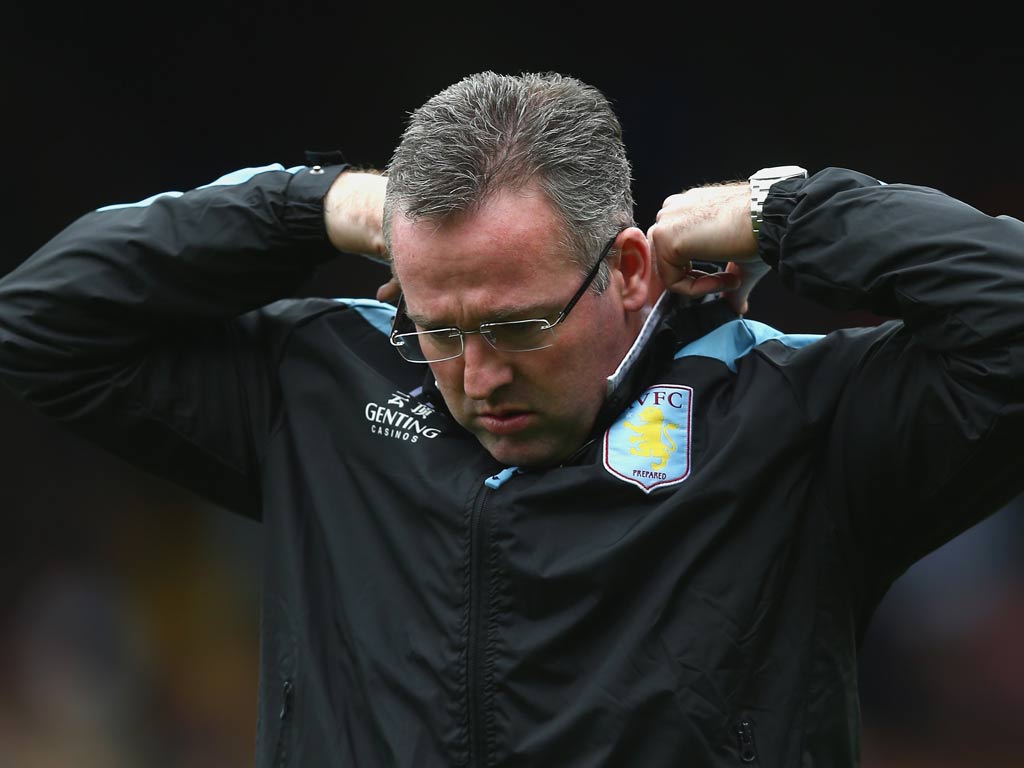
[
  {"xmin": 428, "ymin": 360, "xmax": 463, "ymax": 399},
  {"xmin": 532, "ymin": 341, "xmax": 608, "ymax": 403},
  {"xmin": 548, "ymin": 330, "xmax": 628, "ymax": 409}
]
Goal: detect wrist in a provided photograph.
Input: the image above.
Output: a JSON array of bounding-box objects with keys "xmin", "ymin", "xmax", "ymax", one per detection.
[{"xmin": 324, "ymin": 171, "xmax": 389, "ymax": 261}]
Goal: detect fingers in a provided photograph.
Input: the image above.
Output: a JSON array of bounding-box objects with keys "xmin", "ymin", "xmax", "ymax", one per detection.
[
  {"xmin": 653, "ymin": 252, "xmax": 772, "ymax": 315},
  {"xmin": 662, "ymin": 268, "xmax": 741, "ymax": 302},
  {"xmin": 647, "ymin": 181, "xmax": 763, "ymax": 307},
  {"xmin": 646, "ymin": 220, "xmax": 689, "ymax": 289},
  {"xmin": 648, "ymin": 183, "xmax": 757, "ymax": 286},
  {"xmin": 723, "ymin": 260, "xmax": 771, "ymax": 315}
]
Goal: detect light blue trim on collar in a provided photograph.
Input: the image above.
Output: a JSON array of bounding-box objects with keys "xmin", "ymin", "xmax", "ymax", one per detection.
[
  {"xmin": 485, "ymin": 467, "xmax": 521, "ymax": 490},
  {"xmin": 332, "ymin": 298, "xmax": 396, "ymax": 336},
  {"xmin": 675, "ymin": 318, "xmax": 822, "ymax": 372}
]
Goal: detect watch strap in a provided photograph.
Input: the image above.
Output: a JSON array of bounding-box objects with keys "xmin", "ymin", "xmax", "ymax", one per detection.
[{"xmin": 749, "ymin": 165, "xmax": 807, "ymax": 236}]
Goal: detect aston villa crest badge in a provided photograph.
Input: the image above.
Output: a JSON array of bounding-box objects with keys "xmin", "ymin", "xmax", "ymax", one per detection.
[{"xmin": 603, "ymin": 384, "xmax": 692, "ymax": 493}]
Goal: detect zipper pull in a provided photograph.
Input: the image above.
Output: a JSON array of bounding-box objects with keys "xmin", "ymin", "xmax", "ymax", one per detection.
[
  {"xmin": 275, "ymin": 680, "xmax": 295, "ymax": 768},
  {"xmin": 280, "ymin": 679, "xmax": 294, "ymax": 721},
  {"xmin": 484, "ymin": 466, "xmax": 520, "ymax": 489},
  {"xmin": 736, "ymin": 718, "xmax": 758, "ymax": 763}
]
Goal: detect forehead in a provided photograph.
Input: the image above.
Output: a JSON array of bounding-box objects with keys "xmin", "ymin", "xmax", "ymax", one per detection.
[{"xmin": 390, "ymin": 186, "xmax": 581, "ymax": 322}]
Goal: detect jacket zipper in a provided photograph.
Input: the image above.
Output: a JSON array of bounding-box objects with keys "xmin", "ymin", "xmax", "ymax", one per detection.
[
  {"xmin": 467, "ymin": 484, "xmax": 493, "ymax": 767},
  {"xmin": 274, "ymin": 679, "xmax": 295, "ymax": 767},
  {"xmin": 736, "ymin": 718, "xmax": 758, "ymax": 763}
]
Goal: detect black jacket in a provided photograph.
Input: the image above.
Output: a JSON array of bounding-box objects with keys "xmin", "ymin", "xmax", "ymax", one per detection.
[{"xmin": 1, "ymin": 164, "xmax": 1021, "ymax": 766}]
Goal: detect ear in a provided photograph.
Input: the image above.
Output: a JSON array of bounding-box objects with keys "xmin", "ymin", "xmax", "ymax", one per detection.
[{"xmin": 611, "ymin": 227, "xmax": 652, "ymax": 312}]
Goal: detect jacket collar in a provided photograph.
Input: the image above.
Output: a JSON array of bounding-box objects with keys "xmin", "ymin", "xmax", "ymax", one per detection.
[{"xmin": 590, "ymin": 291, "xmax": 738, "ymax": 437}]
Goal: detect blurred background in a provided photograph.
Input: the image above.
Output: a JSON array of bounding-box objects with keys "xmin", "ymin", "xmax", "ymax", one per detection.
[{"xmin": 4, "ymin": 8, "xmax": 1023, "ymax": 766}]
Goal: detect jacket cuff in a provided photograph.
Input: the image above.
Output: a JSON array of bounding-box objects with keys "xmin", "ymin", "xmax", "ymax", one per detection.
[
  {"xmin": 756, "ymin": 175, "xmax": 807, "ymax": 269},
  {"xmin": 283, "ymin": 163, "xmax": 351, "ymax": 242}
]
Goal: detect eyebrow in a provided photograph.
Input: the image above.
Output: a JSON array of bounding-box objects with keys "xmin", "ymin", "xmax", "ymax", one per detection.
[{"xmin": 405, "ymin": 301, "xmax": 558, "ymax": 328}]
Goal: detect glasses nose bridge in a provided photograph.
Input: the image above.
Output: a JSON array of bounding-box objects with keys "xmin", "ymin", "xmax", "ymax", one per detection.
[
  {"xmin": 460, "ymin": 325, "xmax": 499, "ymax": 356},
  {"xmin": 460, "ymin": 324, "xmax": 501, "ymax": 351}
]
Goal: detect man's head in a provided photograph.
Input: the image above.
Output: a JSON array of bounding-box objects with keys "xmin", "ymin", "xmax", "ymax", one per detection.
[{"xmin": 384, "ymin": 71, "xmax": 653, "ymax": 467}]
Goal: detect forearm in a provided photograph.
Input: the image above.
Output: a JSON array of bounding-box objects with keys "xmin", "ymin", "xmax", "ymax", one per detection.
[
  {"xmin": 0, "ymin": 163, "xmax": 345, "ymax": 403},
  {"xmin": 0, "ymin": 162, "xmax": 381, "ymax": 515},
  {"xmin": 760, "ymin": 167, "xmax": 1024, "ymax": 354}
]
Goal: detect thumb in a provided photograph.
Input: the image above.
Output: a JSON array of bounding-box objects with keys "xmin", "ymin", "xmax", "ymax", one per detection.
[
  {"xmin": 724, "ymin": 260, "xmax": 771, "ymax": 315},
  {"xmin": 376, "ymin": 277, "xmax": 401, "ymax": 303}
]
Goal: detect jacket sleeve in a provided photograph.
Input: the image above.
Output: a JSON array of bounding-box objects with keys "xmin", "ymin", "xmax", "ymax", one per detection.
[
  {"xmin": 758, "ymin": 167, "xmax": 1024, "ymax": 580},
  {"xmin": 0, "ymin": 163, "xmax": 348, "ymax": 519}
]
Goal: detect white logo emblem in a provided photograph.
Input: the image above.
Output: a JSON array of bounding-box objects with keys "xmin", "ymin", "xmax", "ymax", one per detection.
[{"xmin": 364, "ymin": 390, "xmax": 442, "ymax": 443}]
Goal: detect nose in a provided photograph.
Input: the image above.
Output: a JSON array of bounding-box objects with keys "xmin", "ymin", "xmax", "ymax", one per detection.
[{"xmin": 461, "ymin": 333, "xmax": 514, "ymax": 400}]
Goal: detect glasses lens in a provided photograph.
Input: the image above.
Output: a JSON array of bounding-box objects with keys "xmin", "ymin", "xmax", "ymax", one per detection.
[
  {"xmin": 483, "ymin": 319, "xmax": 555, "ymax": 352},
  {"xmin": 393, "ymin": 329, "xmax": 463, "ymax": 363}
]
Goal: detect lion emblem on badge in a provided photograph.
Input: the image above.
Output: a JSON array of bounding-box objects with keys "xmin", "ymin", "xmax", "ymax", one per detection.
[{"xmin": 624, "ymin": 406, "xmax": 679, "ymax": 470}]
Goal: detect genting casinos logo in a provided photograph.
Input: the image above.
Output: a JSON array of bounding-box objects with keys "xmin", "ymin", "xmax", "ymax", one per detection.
[
  {"xmin": 603, "ymin": 384, "xmax": 692, "ymax": 493},
  {"xmin": 364, "ymin": 390, "xmax": 442, "ymax": 444}
]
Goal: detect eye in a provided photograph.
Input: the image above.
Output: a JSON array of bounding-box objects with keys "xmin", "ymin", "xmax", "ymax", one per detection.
[
  {"xmin": 419, "ymin": 327, "xmax": 460, "ymax": 340},
  {"xmin": 484, "ymin": 319, "xmax": 554, "ymax": 351},
  {"xmin": 495, "ymin": 324, "xmax": 539, "ymax": 343}
]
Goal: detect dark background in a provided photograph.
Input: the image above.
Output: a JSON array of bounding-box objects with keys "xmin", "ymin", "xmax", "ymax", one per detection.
[{"xmin": 4, "ymin": 8, "xmax": 1023, "ymax": 766}]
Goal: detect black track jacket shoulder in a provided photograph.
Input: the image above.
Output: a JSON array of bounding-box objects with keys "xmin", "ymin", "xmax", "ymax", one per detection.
[{"xmin": 1, "ymin": 164, "xmax": 1022, "ymax": 766}]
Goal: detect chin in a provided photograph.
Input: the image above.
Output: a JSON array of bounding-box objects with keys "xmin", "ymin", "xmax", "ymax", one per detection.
[
  {"xmin": 479, "ymin": 438, "xmax": 577, "ymax": 468},
  {"xmin": 479, "ymin": 435, "xmax": 567, "ymax": 469}
]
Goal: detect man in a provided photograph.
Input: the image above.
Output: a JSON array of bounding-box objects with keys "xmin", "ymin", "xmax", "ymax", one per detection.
[{"xmin": 0, "ymin": 71, "xmax": 1021, "ymax": 766}]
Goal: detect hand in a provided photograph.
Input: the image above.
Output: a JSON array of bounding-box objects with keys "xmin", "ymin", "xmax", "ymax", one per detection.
[
  {"xmin": 324, "ymin": 171, "xmax": 400, "ymax": 301},
  {"xmin": 647, "ymin": 182, "xmax": 767, "ymax": 314}
]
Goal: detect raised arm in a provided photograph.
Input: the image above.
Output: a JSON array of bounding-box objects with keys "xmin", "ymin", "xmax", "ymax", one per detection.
[
  {"xmin": 0, "ymin": 162, "xmax": 387, "ymax": 517},
  {"xmin": 649, "ymin": 166, "xmax": 1024, "ymax": 575}
]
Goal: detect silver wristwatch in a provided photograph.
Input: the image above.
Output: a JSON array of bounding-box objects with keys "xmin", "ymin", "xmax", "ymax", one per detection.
[{"xmin": 749, "ymin": 165, "xmax": 807, "ymax": 237}]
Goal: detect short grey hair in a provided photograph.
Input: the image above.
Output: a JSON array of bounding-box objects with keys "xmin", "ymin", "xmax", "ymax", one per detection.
[{"xmin": 383, "ymin": 71, "xmax": 636, "ymax": 292}]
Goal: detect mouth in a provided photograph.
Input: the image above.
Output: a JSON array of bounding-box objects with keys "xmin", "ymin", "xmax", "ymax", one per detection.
[{"xmin": 475, "ymin": 409, "xmax": 534, "ymax": 436}]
